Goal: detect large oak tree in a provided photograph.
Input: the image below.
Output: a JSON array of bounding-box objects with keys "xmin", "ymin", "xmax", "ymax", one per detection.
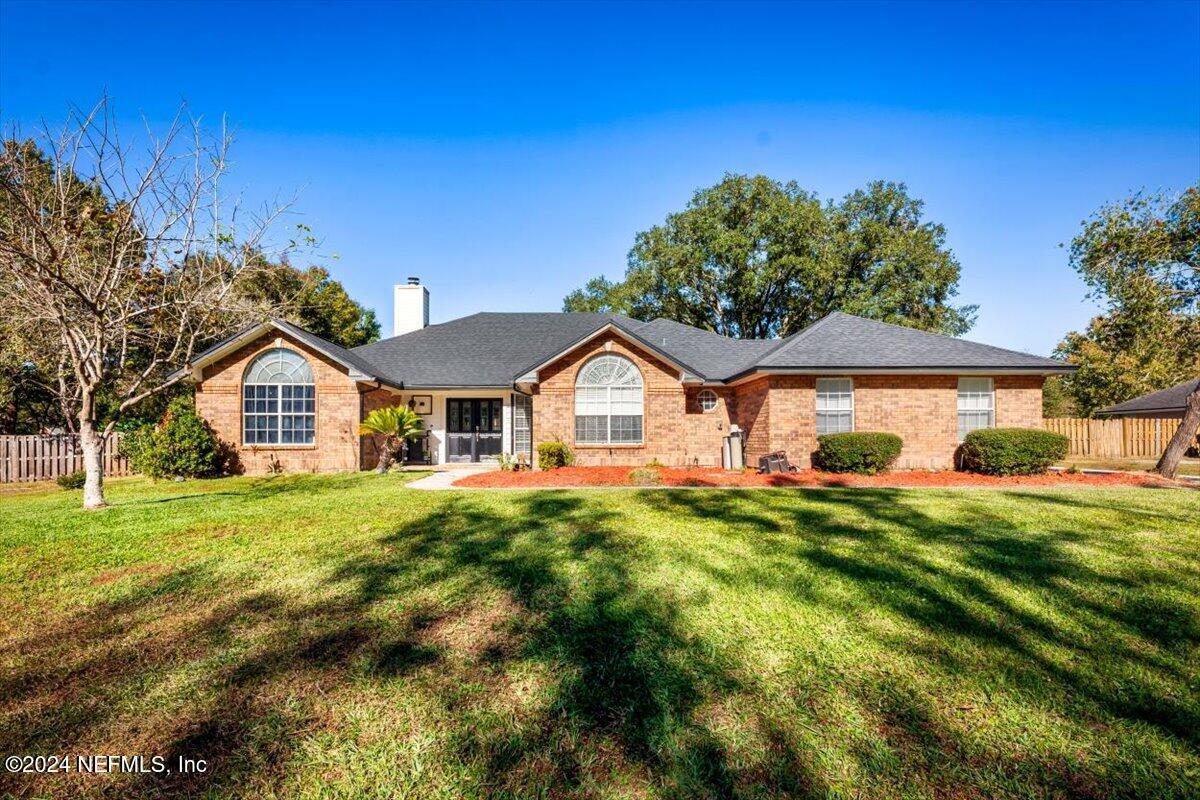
[{"xmin": 564, "ymin": 174, "xmax": 976, "ymax": 338}]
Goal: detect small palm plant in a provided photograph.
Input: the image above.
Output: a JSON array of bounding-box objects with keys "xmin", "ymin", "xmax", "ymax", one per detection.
[{"xmin": 359, "ymin": 405, "xmax": 425, "ymax": 473}]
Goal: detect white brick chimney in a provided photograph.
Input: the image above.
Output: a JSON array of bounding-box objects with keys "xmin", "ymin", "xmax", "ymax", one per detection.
[{"xmin": 393, "ymin": 276, "xmax": 429, "ymax": 337}]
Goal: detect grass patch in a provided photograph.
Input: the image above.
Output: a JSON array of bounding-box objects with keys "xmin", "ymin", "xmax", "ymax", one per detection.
[{"xmin": 1, "ymin": 474, "xmax": 1198, "ymax": 798}]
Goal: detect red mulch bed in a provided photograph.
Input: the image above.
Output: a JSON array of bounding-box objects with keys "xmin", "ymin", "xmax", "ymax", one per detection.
[{"xmin": 454, "ymin": 466, "xmax": 1184, "ymax": 489}]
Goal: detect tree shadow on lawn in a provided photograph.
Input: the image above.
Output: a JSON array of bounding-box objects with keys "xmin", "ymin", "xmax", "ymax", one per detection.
[
  {"xmin": 0, "ymin": 492, "xmax": 829, "ymax": 798},
  {"xmin": 648, "ymin": 489, "xmax": 1200, "ymax": 750},
  {"xmin": 3, "ymin": 487, "xmax": 1197, "ymax": 798},
  {"xmin": 326, "ymin": 493, "xmax": 825, "ymax": 797}
]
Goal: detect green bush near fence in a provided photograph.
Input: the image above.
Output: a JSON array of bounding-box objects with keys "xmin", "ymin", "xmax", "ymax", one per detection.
[
  {"xmin": 55, "ymin": 470, "xmax": 86, "ymax": 490},
  {"xmin": 121, "ymin": 396, "xmax": 229, "ymax": 479},
  {"xmin": 960, "ymin": 427, "xmax": 1069, "ymax": 476}
]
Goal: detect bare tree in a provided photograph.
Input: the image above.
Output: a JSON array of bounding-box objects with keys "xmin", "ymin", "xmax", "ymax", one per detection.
[{"xmin": 0, "ymin": 98, "xmax": 297, "ymax": 508}]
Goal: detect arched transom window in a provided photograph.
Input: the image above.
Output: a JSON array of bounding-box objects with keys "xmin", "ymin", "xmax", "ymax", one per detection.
[
  {"xmin": 575, "ymin": 354, "xmax": 643, "ymax": 445},
  {"xmin": 243, "ymin": 348, "xmax": 316, "ymax": 445}
]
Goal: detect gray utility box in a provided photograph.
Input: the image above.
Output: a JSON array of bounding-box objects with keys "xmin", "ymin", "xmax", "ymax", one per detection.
[{"xmin": 722, "ymin": 426, "xmax": 745, "ymax": 470}]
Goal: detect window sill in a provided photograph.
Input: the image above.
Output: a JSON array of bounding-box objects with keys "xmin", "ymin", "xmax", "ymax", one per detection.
[
  {"xmin": 244, "ymin": 444, "xmax": 318, "ymax": 450},
  {"xmin": 574, "ymin": 443, "xmax": 645, "ymax": 449}
]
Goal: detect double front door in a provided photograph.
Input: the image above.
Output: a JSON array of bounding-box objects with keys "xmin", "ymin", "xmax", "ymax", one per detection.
[{"xmin": 447, "ymin": 399, "xmax": 502, "ymax": 462}]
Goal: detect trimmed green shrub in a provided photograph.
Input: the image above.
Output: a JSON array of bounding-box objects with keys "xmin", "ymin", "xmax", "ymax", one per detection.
[
  {"xmin": 959, "ymin": 427, "xmax": 1069, "ymax": 476},
  {"xmin": 815, "ymin": 432, "xmax": 903, "ymax": 474},
  {"xmin": 121, "ymin": 395, "xmax": 228, "ymax": 479},
  {"xmin": 628, "ymin": 466, "xmax": 662, "ymax": 486},
  {"xmin": 57, "ymin": 470, "xmax": 86, "ymax": 490},
  {"xmin": 536, "ymin": 440, "xmax": 574, "ymax": 470}
]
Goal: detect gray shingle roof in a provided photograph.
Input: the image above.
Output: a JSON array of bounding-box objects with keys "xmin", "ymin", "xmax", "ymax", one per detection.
[
  {"xmin": 1098, "ymin": 378, "xmax": 1200, "ymax": 416},
  {"xmin": 186, "ymin": 310, "xmax": 1073, "ymax": 387},
  {"xmin": 751, "ymin": 312, "xmax": 1071, "ymax": 373},
  {"xmin": 631, "ymin": 318, "xmax": 780, "ymax": 380},
  {"xmin": 351, "ymin": 312, "xmax": 625, "ymax": 387}
]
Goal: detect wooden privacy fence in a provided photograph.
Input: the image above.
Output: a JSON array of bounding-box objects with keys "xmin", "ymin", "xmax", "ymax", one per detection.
[
  {"xmin": 1043, "ymin": 417, "xmax": 1183, "ymax": 458},
  {"xmin": 0, "ymin": 434, "xmax": 130, "ymax": 483}
]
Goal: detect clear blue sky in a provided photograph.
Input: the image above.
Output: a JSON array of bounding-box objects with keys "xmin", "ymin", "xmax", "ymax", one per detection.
[{"xmin": 2, "ymin": 1, "xmax": 1198, "ymax": 355}]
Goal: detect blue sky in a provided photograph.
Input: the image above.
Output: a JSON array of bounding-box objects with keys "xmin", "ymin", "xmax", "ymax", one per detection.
[{"xmin": 2, "ymin": 0, "xmax": 1197, "ymax": 355}]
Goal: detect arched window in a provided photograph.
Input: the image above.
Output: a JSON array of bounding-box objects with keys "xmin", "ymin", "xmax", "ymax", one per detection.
[
  {"xmin": 575, "ymin": 354, "xmax": 643, "ymax": 444},
  {"xmin": 243, "ymin": 348, "xmax": 316, "ymax": 444}
]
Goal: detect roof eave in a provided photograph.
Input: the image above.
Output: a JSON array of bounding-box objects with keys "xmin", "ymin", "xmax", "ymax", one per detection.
[
  {"xmin": 723, "ymin": 364, "xmax": 1076, "ymax": 386},
  {"xmin": 397, "ymin": 384, "xmax": 517, "ymax": 390},
  {"xmin": 513, "ymin": 320, "xmax": 706, "ymax": 384},
  {"xmin": 173, "ymin": 319, "xmax": 405, "ymax": 390},
  {"xmin": 1098, "ymin": 405, "xmax": 1186, "ymax": 417}
]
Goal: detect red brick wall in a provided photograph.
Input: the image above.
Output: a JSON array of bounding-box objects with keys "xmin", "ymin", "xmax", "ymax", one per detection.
[
  {"xmin": 734, "ymin": 377, "xmax": 772, "ymax": 466},
  {"xmin": 194, "ymin": 330, "xmax": 366, "ymax": 474},
  {"xmin": 851, "ymin": 375, "xmax": 959, "ymax": 469},
  {"xmin": 995, "ymin": 375, "xmax": 1044, "ymax": 427},
  {"xmin": 735, "ymin": 373, "xmax": 1045, "ymax": 470},
  {"xmin": 532, "ymin": 333, "xmax": 735, "ymax": 466}
]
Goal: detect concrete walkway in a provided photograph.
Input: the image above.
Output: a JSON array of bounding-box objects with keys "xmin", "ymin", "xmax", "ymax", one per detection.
[{"xmin": 407, "ymin": 466, "xmax": 495, "ymax": 490}]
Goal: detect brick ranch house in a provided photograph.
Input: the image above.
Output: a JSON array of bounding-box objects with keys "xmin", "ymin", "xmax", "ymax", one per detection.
[{"xmin": 176, "ymin": 278, "xmax": 1074, "ymax": 473}]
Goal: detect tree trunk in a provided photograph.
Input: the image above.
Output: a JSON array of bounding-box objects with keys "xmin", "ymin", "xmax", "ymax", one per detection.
[
  {"xmin": 1155, "ymin": 386, "xmax": 1200, "ymax": 479},
  {"xmin": 375, "ymin": 436, "xmax": 394, "ymax": 474},
  {"xmin": 79, "ymin": 417, "xmax": 107, "ymax": 509}
]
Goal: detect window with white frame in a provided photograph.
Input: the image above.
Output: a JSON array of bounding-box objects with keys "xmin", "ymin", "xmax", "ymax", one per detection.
[
  {"xmin": 574, "ymin": 354, "xmax": 643, "ymax": 444},
  {"xmin": 697, "ymin": 389, "xmax": 718, "ymax": 412},
  {"xmin": 815, "ymin": 378, "xmax": 854, "ymax": 434},
  {"xmin": 957, "ymin": 377, "xmax": 995, "ymax": 440},
  {"xmin": 243, "ymin": 348, "xmax": 316, "ymax": 445}
]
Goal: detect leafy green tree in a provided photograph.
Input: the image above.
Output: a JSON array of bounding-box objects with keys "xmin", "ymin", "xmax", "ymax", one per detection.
[
  {"xmin": 1070, "ymin": 187, "xmax": 1198, "ymax": 313},
  {"xmin": 564, "ymin": 174, "xmax": 976, "ymax": 338},
  {"xmin": 359, "ymin": 405, "xmax": 424, "ymax": 472},
  {"xmin": 1055, "ymin": 187, "xmax": 1199, "ymax": 415},
  {"xmin": 239, "ymin": 263, "xmax": 379, "ymax": 347},
  {"xmin": 1055, "ymin": 301, "xmax": 1199, "ymax": 415},
  {"xmin": 1052, "ymin": 186, "xmax": 1199, "ymax": 477},
  {"xmin": 0, "ymin": 311, "xmax": 65, "ymax": 433},
  {"xmin": 1040, "ymin": 376, "xmax": 1078, "ymax": 418}
]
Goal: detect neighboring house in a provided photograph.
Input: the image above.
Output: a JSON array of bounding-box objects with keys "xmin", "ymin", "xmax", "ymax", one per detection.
[
  {"xmin": 175, "ymin": 278, "xmax": 1074, "ymax": 473},
  {"xmin": 1097, "ymin": 378, "xmax": 1200, "ymax": 420}
]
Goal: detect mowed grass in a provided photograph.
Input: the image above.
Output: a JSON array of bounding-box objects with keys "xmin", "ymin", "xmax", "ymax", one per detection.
[{"xmin": 1, "ymin": 475, "xmax": 1198, "ymax": 799}]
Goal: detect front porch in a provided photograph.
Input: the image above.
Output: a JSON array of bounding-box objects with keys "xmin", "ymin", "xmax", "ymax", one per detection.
[{"xmin": 364, "ymin": 388, "xmax": 533, "ymax": 467}]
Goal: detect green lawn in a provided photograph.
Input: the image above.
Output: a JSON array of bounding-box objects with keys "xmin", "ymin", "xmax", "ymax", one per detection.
[{"xmin": 1, "ymin": 475, "xmax": 1198, "ymax": 799}]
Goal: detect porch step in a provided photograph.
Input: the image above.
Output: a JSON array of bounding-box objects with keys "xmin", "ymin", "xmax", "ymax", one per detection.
[{"xmin": 400, "ymin": 462, "xmax": 500, "ymax": 473}]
